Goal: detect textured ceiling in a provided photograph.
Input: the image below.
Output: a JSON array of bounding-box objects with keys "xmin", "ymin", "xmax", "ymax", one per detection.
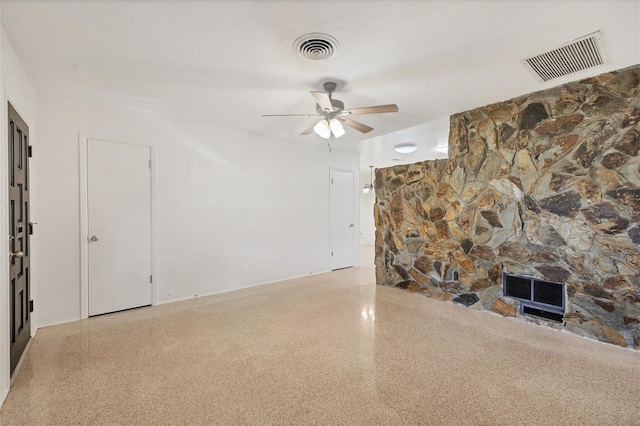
[{"xmin": 2, "ymin": 1, "xmax": 639, "ymax": 171}]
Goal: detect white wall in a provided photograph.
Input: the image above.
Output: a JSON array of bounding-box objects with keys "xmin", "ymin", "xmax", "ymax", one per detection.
[
  {"xmin": 360, "ymin": 170, "xmax": 376, "ymax": 246},
  {"xmin": 35, "ymin": 92, "xmax": 362, "ymax": 325},
  {"xmin": 1, "ymin": 24, "xmax": 38, "ymax": 407}
]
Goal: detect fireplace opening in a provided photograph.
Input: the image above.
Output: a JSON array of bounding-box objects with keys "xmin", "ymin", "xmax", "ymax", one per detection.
[
  {"xmin": 522, "ymin": 306, "xmax": 564, "ymax": 322},
  {"xmin": 533, "ymin": 280, "xmax": 564, "ymax": 306},
  {"xmin": 504, "ymin": 275, "xmax": 531, "ymax": 300},
  {"xmin": 503, "ymin": 272, "xmax": 565, "ymax": 322}
]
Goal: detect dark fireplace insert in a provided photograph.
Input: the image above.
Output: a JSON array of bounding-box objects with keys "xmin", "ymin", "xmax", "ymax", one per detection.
[{"xmin": 502, "ymin": 272, "xmax": 565, "ymax": 322}]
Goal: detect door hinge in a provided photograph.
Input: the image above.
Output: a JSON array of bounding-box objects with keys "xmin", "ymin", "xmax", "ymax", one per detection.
[
  {"xmin": 150, "ymin": 275, "xmax": 153, "ymax": 283},
  {"xmin": 331, "ymin": 178, "xmax": 333, "ymax": 184},
  {"xmin": 29, "ymin": 300, "xmax": 34, "ymax": 313},
  {"xmin": 28, "ymin": 145, "xmax": 33, "ymax": 157},
  {"xmin": 331, "ymin": 251, "xmax": 333, "ymax": 256},
  {"xmin": 149, "ymin": 160, "xmax": 152, "ymax": 169},
  {"xmin": 28, "ymin": 222, "xmax": 37, "ymax": 235}
]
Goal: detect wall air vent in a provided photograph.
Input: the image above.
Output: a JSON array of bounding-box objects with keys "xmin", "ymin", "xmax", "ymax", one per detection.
[
  {"xmin": 293, "ymin": 33, "xmax": 339, "ymax": 61},
  {"xmin": 523, "ymin": 31, "xmax": 610, "ymax": 82}
]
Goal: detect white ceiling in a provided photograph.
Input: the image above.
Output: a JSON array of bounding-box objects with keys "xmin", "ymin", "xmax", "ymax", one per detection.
[{"xmin": 2, "ymin": 1, "xmax": 639, "ymax": 172}]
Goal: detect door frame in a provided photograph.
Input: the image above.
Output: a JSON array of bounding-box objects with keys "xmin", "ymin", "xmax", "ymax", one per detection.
[
  {"xmin": 329, "ymin": 167, "xmax": 359, "ymax": 269},
  {"xmin": 1, "ymin": 93, "xmax": 11, "ymax": 401},
  {"xmin": 78, "ymin": 134, "xmax": 157, "ymax": 319}
]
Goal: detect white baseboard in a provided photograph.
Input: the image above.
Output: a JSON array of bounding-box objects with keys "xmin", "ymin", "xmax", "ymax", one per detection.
[
  {"xmin": 37, "ymin": 314, "xmax": 81, "ymax": 329},
  {"xmin": 156, "ymin": 271, "xmax": 332, "ymax": 305}
]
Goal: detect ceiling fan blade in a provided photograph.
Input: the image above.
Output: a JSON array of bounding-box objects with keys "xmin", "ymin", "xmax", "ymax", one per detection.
[
  {"xmin": 339, "ymin": 117, "xmax": 373, "ymax": 133},
  {"xmin": 343, "ymin": 104, "xmax": 399, "ymax": 115},
  {"xmin": 310, "ymin": 91, "xmax": 334, "ymax": 112},
  {"xmin": 301, "ymin": 119, "xmax": 323, "ymax": 135},
  {"xmin": 262, "ymin": 113, "xmax": 319, "ymax": 117}
]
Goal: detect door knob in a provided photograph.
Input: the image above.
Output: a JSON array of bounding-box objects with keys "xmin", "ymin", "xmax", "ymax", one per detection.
[
  {"xmin": 10, "ymin": 251, "xmax": 24, "ymax": 259},
  {"xmin": 349, "ymin": 224, "xmax": 355, "ymax": 228},
  {"xmin": 90, "ymin": 235, "xmax": 100, "ymax": 242}
]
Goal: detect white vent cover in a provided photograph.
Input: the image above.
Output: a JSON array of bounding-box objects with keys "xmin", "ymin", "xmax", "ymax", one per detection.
[
  {"xmin": 293, "ymin": 33, "xmax": 339, "ymax": 61},
  {"xmin": 523, "ymin": 31, "xmax": 610, "ymax": 82}
]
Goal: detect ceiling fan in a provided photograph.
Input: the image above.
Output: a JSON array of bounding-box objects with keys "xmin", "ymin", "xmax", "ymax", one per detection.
[{"xmin": 262, "ymin": 81, "xmax": 398, "ymax": 139}]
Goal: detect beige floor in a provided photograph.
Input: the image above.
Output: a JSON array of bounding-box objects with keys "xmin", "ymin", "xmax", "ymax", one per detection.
[{"xmin": 2, "ymin": 246, "xmax": 639, "ymax": 425}]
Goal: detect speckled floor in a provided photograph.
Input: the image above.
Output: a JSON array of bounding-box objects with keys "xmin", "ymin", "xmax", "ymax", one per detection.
[{"xmin": 2, "ymin": 246, "xmax": 639, "ymax": 425}]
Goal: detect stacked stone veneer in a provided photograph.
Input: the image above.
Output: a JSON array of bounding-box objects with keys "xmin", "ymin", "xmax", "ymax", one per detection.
[{"xmin": 374, "ymin": 64, "xmax": 640, "ymax": 348}]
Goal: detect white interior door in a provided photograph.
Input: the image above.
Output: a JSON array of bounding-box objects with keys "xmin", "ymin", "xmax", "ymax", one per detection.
[
  {"xmin": 88, "ymin": 139, "xmax": 152, "ymax": 316},
  {"xmin": 330, "ymin": 170, "xmax": 355, "ymax": 270}
]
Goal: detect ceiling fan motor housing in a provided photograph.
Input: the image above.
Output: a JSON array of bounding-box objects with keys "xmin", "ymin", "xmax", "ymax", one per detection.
[{"xmin": 316, "ymin": 98, "xmax": 344, "ymax": 115}]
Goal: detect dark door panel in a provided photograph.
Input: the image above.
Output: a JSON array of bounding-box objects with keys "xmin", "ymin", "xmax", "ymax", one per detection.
[{"xmin": 9, "ymin": 102, "xmax": 31, "ymax": 374}]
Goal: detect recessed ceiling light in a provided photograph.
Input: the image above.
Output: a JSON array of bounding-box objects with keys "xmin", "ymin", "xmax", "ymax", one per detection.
[{"xmin": 394, "ymin": 144, "xmax": 417, "ymax": 154}]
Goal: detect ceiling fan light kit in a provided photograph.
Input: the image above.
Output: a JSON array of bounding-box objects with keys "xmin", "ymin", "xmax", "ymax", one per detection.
[
  {"xmin": 263, "ymin": 81, "xmax": 398, "ymax": 139},
  {"xmin": 313, "ymin": 119, "xmax": 331, "ymax": 139},
  {"xmin": 329, "ymin": 119, "xmax": 345, "ymax": 138}
]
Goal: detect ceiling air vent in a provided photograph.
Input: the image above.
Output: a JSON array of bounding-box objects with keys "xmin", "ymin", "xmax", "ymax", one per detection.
[
  {"xmin": 293, "ymin": 33, "xmax": 339, "ymax": 61},
  {"xmin": 523, "ymin": 31, "xmax": 610, "ymax": 82}
]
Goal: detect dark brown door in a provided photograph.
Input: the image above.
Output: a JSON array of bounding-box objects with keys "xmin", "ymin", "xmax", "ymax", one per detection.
[{"xmin": 8, "ymin": 103, "xmax": 31, "ymax": 375}]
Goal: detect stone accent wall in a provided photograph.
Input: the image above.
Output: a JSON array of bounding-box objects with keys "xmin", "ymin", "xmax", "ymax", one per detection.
[{"xmin": 374, "ymin": 64, "xmax": 640, "ymax": 348}]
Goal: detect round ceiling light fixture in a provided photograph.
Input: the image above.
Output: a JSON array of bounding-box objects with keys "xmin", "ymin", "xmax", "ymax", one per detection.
[
  {"xmin": 394, "ymin": 143, "xmax": 417, "ymax": 154},
  {"xmin": 293, "ymin": 33, "xmax": 339, "ymax": 61}
]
